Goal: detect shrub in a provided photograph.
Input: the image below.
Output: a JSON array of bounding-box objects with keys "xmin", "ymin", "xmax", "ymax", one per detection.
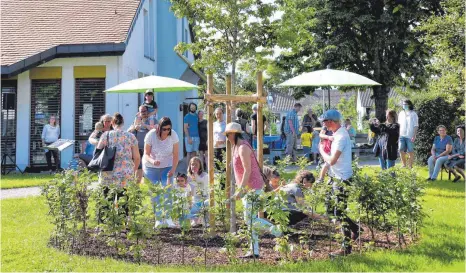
[{"xmin": 415, "ymin": 97, "xmax": 461, "ymax": 165}]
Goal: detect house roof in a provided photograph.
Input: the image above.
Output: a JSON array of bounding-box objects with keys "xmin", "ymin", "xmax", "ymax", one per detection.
[
  {"xmin": 358, "ymin": 88, "xmax": 405, "ymax": 108},
  {"xmin": 269, "ymin": 89, "xmax": 356, "ymax": 113},
  {"xmin": 1, "ymin": 0, "xmax": 140, "ymax": 76}
]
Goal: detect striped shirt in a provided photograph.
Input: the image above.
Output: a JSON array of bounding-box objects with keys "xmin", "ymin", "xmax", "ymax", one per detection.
[{"xmin": 284, "ymin": 109, "xmax": 299, "ymax": 134}]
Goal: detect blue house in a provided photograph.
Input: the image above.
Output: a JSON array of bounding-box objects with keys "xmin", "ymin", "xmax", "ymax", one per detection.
[{"xmin": 1, "ymin": 0, "xmax": 198, "ymax": 172}]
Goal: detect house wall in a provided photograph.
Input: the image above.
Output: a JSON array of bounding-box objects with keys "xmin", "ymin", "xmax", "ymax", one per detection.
[
  {"xmin": 155, "ymin": 0, "xmax": 197, "ymax": 160},
  {"xmin": 13, "ymin": 0, "xmax": 195, "ymax": 171}
]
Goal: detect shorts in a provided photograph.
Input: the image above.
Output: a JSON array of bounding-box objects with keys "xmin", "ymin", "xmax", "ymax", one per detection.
[
  {"xmin": 185, "ymin": 136, "xmax": 200, "ymax": 153},
  {"xmin": 399, "ymin": 136, "xmax": 414, "ymax": 153}
]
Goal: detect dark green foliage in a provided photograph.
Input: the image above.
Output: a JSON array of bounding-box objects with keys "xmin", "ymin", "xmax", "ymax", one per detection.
[
  {"xmin": 415, "ymin": 97, "xmax": 462, "ymax": 165},
  {"xmin": 41, "ymin": 169, "xmax": 94, "ymax": 251},
  {"xmin": 276, "ymin": 0, "xmax": 442, "ymax": 120}
]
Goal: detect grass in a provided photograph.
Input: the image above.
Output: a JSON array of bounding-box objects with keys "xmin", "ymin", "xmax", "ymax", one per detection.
[
  {"xmin": 1, "ymin": 167, "xmax": 465, "ymax": 272},
  {"xmin": 1, "ymin": 173, "xmax": 53, "ymax": 189}
]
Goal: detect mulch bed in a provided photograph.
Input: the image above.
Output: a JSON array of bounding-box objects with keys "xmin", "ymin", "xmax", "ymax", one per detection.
[{"xmin": 52, "ymin": 218, "xmax": 411, "ymax": 266}]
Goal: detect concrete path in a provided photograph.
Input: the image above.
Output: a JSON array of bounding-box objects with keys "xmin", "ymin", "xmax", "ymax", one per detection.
[{"xmin": 1, "ymin": 157, "xmax": 381, "ymax": 200}]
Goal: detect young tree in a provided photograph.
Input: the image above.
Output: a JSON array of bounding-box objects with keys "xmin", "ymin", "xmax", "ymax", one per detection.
[
  {"xmin": 170, "ymin": 0, "xmax": 278, "ymax": 95},
  {"xmin": 276, "ymin": 0, "xmax": 442, "ymax": 121}
]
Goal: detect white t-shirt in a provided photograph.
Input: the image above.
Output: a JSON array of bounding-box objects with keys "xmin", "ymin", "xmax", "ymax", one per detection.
[
  {"xmin": 330, "ymin": 126, "xmax": 353, "ymax": 180},
  {"xmin": 213, "ymin": 121, "xmax": 226, "ymax": 148},
  {"xmin": 188, "ymin": 172, "xmax": 209, "ymax": 203},
  {"xmin": 173, "ymin": 183, "xmax": 192, "ymax": 199},
  {"xmin": 398, "ymin": 110, "xmax": 418, "ymax": 138},
  {"xmin": 143, "ymin": 129, "xmax": 179, "ymax": 169}
]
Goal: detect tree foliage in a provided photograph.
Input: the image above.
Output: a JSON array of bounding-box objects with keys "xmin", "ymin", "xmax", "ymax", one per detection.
[
  {"xmin": 416, "ymin": 0, "xmax": 465, "ymax": 113},
  {"xmin": 275, "ymin": 0, "xmax": 442, "ymax": 121},
  {"xmin": 170, "ymin": 0, "xmax": 278, "ymax": 94}
]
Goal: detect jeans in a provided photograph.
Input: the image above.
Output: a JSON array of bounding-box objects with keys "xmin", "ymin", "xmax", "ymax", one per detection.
[
  {"xmin": 143, "ymin": 166, "xmax": 172, "ymax": 219},
  {"xmin": 184, "ymin": 200, "xmax": 209, "ymax": 223},
  {"xmin": 428, "ymin": 155, "xmax": 449, "ymax": 180},
  {"xmin": 285, "ymin": 133, "xmax": 298, "ymax": 161},
  {"xmin": 242, "ymin": 190, "xmax": 275, "ymax": 255},
  {"xmin": 378, "ymin": 155, "xmax": 396, "ymax": 170},
  {"xmin": 303, "ymin": 146, "xmax": 311, "ymax": 161},
  {"xmin": 326, "ymin": 178, "xmax": 359, "ymax": 254}
]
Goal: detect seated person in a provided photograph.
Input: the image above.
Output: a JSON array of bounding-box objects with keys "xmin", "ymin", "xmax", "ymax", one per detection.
[
  {"xmin": 75, "ymin": 122, "xmax": 103, "ymax": 166},
  {"xmin": 444, "ymin": 126, "xmax": 465, "ymax": 182},
  {"xmin": 427, "ymin": 125, "xmax": 453, "ymax": 181},
  {"xmin": 265, "ymin": 170, "xmax": 325, "ymax": 226}
]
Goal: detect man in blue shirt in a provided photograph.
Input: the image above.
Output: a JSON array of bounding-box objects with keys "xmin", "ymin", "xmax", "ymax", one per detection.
[
  {"xmin": 284, "ymin": 103, "xmax": 302, "ymax": 162},
  {"xmin": 184, "ymin": 103, "xmax": 200, "ymax": 162}
]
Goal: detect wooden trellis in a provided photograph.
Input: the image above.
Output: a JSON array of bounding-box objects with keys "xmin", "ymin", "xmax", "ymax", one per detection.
[{"xmin": 205, "ymin": 72, "xmax": 266, "ymax": 232}]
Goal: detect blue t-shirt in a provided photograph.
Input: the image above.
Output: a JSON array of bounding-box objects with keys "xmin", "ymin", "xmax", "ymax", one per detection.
[
  {"xmin": 184, "ymin": 113, "xmax": 199, "ymax": 137},
  {"xmin": 434, "ymin": 135, "xmax": 453, "ymax": 155},
  {"xmin": 84, "ymin": 141, "xmax": 95, "ymax": 155}
]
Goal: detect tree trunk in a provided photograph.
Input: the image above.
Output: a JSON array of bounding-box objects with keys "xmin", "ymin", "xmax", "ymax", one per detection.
[{"xmin": 373, "ymin": 85, "xmax": 389, "ymax": 122}]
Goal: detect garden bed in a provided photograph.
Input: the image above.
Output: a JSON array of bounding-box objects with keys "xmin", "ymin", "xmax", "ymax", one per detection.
[{"xmin": 52, "ymin": 218, "xmax": 409, "ymax": 266}]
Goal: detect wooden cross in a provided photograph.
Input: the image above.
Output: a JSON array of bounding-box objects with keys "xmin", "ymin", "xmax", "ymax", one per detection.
[{"xmin": 204, "ymin": 72, "xmax": 267, "ymax": 233}]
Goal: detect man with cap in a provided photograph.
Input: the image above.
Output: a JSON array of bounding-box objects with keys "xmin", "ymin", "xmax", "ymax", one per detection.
[
  {"xmin": 318, "ymin": 109, "xmax": 361, "ymax": 256},
  {"xmin": 284, "ymin": 103, "xmax": 302, "ymax": 161},
  {"xmin": 250, "ymin": 104, "xmax": 268, "ymax": 150}
]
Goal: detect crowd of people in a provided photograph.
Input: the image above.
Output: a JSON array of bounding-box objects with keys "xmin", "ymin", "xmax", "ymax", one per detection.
[{"xmin": 42, "ymin": 89, "xmax": 464, "ymax": 258}]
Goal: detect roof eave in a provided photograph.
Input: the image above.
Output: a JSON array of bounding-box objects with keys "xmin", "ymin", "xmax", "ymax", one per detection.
[{"xmin": 1, "ymin": 42, "xmax": 126, "ymax": 78}]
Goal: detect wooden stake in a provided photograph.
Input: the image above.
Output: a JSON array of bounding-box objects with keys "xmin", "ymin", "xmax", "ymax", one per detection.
[
  {"xmin": 256, "ymin": 71, "xmax": 264, "ymax": 169},
  {"xmin": 207, "ymin": 74, "xmax": 215, "ymax": 234},
  {"xmin": 225, "ymin": 75, "xmax": 232, "ymax": 228}
]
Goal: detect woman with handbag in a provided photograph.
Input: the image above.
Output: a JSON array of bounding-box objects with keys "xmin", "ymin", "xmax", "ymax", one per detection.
[
  {"xmin": 226, "ymin": 122, "xmax": 281, "ymax": 259},
  {"xmin": 95, "ymin": 113, "xmax": 140, "ymax": 220},
  {"xmin": 143, "ymin": 117, "xmax": 179, "ymax": 228}
]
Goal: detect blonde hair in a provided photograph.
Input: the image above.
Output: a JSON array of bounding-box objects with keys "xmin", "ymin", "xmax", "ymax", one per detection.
[
  {"xmin": 95, "ymin": 122, "xmax": 104, "ymax": 131},
  {"xmin": 188, "ymin": 156, "xmax": 204, "ymax": 177}
]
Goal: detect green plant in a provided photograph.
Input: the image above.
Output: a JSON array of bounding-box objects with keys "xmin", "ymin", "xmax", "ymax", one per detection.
[
  {"xmin": 94, "ymin": 183, "xmax": 128, "ymax": 256},
  {"xmin": 169, "ymin": 186, "xmax": 191, "ymax": 265},
  {"xmin": 126, "ymin": 179, "xmax": 151, "ymax": 264},
  {"xmin": 41, "ymin": 171, "xmax": 76, "ymax": 251}
]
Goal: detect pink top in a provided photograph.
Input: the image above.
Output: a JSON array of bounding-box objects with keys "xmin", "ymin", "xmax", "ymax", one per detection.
[{"xmin": 233, "ymin": 140, "xmax": 264, "ymax": 190}]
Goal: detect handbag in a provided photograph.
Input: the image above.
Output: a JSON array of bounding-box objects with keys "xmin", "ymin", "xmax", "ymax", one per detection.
[{"xmin": 87, "ymin": 131, "xmax": 117, "ymax": 172}]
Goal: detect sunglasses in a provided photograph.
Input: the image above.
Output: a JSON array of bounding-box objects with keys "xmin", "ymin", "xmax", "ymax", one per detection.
[
  {"xmin": 140, "ymin": 110, "xmax": 148, "ymax": 113},
  {"xmin": 161, "ymin": 127, "xmax": 171, "ymax": 132}
]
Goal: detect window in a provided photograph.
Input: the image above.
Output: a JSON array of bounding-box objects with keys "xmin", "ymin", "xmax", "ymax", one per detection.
[
  {"xmin": 182, "ymin": 19, "xmax": 189, "ymax": 57},
  {"xmin": 74, "ymin": 79, "xmax": 105, "ymax": 154},
  {"xmin": 30, "ymin": 79, "xmax": 61, "ymax": 166},
  {"xmin": 1, "ymin": 80, "xmax": 17, "ymax": 170},
  {"xmin": 143, "ymin": 1, "xmax": 155, "ymax": 60},
  {"xmin": 144, "ymin": 9, "xmax": 150, "ymax": 58}
]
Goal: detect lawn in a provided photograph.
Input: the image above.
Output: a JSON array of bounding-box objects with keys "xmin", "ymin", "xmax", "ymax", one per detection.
[
  {"xmin": 1, "ymin": 167, "xmax": 465, "ymax": 272},
  {"xmin": 1, "ymin": 173, "xmax": 53, "ymax": 189}
]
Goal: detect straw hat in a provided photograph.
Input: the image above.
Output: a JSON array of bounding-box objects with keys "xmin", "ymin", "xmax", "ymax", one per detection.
[{"xmin": 224, "ymin": 122, "xmax": 243, "ymax": 135}]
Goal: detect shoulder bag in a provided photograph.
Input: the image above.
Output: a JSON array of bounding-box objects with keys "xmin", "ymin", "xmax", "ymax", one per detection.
[{"xmin": 87, "ymin": 131, "xmax": 117, "ymax": 172}]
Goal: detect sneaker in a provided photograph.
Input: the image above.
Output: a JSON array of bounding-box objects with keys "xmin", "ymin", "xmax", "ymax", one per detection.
[
  {"xmin": 269, "ymin": 225, "xmax": 283, "ymax": 237},
  {"xmin": 166, "ymin": 218, "xmax": 176, "ymax": 228},
  {"xmin": 154, "ymin": 220, "xmax": 163, "ymax": 228},
  {"xmin": 329, "ymin": 249, "xmax": 351, "ymax": 258},
  {"xmin": 453, "ymin": 176, "xmax": 461, "ymax": 183},
  {"xmin": 240, "ymin": 252, "xmax": 260, "ymax": 259}
]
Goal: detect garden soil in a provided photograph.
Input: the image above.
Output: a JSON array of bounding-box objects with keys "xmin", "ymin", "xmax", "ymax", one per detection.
[{"xmin": 53, "ymin": 217, "xmax": 411, "ymax": 266}]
